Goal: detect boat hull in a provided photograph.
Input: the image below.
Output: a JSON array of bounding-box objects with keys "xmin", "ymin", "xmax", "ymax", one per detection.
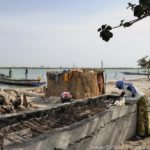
[
  {"xmin": 0, "ymin": 77, "xmax": 46, "ymax": 87},
  {"xmin": 122, "ymin": 72, "xmax": 150, "ymax": 76}
]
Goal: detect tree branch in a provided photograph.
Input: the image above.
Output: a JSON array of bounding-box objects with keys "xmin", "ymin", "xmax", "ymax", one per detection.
[{"xmin": 112, "ymin": 13, "xmax": 149, "ymax": 30}]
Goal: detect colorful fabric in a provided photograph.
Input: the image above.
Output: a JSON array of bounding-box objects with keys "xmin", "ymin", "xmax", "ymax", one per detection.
[
  {"xmin": 63, "ymin": 73, "xmax": 69, "ymax": 82},
  {"xmin": 63, "ymin": 71, "xmax": 74, "ymax": 82},
  {"xmin": 61, "ymin": 92, "xmax": 72, "ymax": 99}
]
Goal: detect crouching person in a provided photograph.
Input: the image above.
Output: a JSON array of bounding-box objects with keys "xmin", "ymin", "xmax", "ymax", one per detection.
[
  {"xmin": 61, "ymin": 92, "xmax": 72, "ymax": 103},
  {"xmin": 116, "ymin": 80, "xmax": 149, "ymax": 137}
]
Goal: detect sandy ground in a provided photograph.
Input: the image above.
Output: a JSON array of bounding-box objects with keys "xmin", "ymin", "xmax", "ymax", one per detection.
[{"xmin": 119, "ymin": 137, "xmax": 150, "ymax": 150}]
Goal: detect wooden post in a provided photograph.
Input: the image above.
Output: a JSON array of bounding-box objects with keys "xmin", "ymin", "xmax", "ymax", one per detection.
[
  {"xmin": 104, "ymin": 73, "xmax": 107, "ymax": 94},
  {"xmin": 101, "ymin": 60, "xmax": 103, "ymax": 69}
]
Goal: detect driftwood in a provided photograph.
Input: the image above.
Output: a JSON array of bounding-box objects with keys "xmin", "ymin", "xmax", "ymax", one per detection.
[{"xmin": 0, "ymin": 89, "xmax": 33, "ymax": 114}]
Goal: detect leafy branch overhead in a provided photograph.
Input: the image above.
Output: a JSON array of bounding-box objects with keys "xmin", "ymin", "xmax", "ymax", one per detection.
[{"xmin": 98, "ymin": 0, "xmax": 150, "ymax": 42}]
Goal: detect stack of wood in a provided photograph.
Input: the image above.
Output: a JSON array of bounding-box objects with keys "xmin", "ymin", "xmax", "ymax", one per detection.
[
  {"xmin": 0, "ymin": 89, "xmax": 32, "ymax": 114},
  {"xmin": 46, "ymin": 69, "xmax": 105, "ymax": 99}
]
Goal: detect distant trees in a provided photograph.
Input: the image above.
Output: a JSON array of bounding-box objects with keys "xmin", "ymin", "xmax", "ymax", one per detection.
[
  {"xmin": 98, "ymin": 0, "xmax": 150, "ymax": 42},
  {"xmin": 137, "ymin": 56, "xmax": 150, "ymax": 79}
]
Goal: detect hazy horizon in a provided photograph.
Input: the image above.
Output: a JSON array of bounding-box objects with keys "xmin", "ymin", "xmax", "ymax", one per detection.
[
  {"xmin": 0, "ymin": 0, "xmax": 149, "ymax": 68},
  {"xmin": 0, "ymin": 64, "xmax": 144, "ymax": 69}
]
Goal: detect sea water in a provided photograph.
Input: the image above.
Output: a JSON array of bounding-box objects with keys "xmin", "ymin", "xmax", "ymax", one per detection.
[
  {"xmin": 0, "ymin": 68, "xmax": 63, "ymax": 89},
  {"xmin": 104, "ymin": 68, "xmax": 145, "ymax": 82},
  {"xmin": 0, "ymin": 68, "xmax": 145, "ymax": 89}
]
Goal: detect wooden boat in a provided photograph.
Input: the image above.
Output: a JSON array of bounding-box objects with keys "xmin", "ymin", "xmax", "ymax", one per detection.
[
  {"xmin": 0, "ymin": 73, "xmax": 46, "ymax": 87},
  {"xmin": 121, "ymin": 72, "xmax": 150, "ymax": 76}
]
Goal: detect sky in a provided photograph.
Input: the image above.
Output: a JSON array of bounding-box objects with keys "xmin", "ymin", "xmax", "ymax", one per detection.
[{"xmin": 0, "ymin": 0, "xmax": 149, "ymax": 68}]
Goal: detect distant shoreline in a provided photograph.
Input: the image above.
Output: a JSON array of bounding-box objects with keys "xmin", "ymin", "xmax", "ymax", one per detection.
[{"xmin": 0, "ymin": 67, "xmax": 143, "ymax": 70}]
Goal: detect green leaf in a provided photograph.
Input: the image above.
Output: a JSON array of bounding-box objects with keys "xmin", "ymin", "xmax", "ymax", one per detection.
[
  {"xmin": 106, "ymin": 26, "xmax": 112, "ymax": 30},
  {"xmin": 97, "ymin": 28, "xmax": 101, "ymax": 32},
  {"xmin": 134, "ymin": 5, "xmax": 144, "ymax": 18},
  {"xmin": 123, "ymin": 22, "xmax": 132, "ymax": 27},
  {"xmin": 100, "ymin": 30, "xmax": 113, "ymax": 42}
]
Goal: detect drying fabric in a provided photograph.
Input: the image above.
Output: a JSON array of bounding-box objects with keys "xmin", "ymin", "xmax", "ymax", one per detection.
[{"xmin": 63, "ymin": 73, "xmax": 69, "ymax": 82}]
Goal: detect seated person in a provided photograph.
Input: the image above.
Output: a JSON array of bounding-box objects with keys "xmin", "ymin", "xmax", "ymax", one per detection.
[
  {"xmin": 116, "ymin": 80, "xmax": 148, "ymax": 137},
  {"xmin": 61, "ymin": 92, "xmax": 72, "ymax": 103}
]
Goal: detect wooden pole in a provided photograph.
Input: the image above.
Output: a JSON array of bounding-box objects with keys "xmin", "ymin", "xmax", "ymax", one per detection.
[
  {"xmin": 101, "ymin": 60, "xmax": 103, "ymax": 69},
  {"xmin": 104, "ymin": 73, "xmax": 107, "ymax": 94}
]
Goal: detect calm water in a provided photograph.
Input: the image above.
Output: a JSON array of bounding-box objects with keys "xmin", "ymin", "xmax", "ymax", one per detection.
[
  {"xmin": 0, "ymin": 68, "xmax": 145, "ymax": 88},
  {"xmin": 104, "ymin": 68, "xmax": 145, "ymax": 82}
]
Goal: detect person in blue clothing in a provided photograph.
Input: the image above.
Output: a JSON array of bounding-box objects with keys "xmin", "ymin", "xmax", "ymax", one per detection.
[
  {"xmin": 116, "ymin": 80, "xmax": 144, "ymax": 100},
  {"xmin": 116, "ymin": 80, "xmax": 149, "ymax": 137}
]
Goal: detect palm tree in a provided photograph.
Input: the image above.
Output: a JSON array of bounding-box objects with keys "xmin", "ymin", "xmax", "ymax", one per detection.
[{"xmin": 147, "ymin": 58, "xmax": 150, "ymax": 79}]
